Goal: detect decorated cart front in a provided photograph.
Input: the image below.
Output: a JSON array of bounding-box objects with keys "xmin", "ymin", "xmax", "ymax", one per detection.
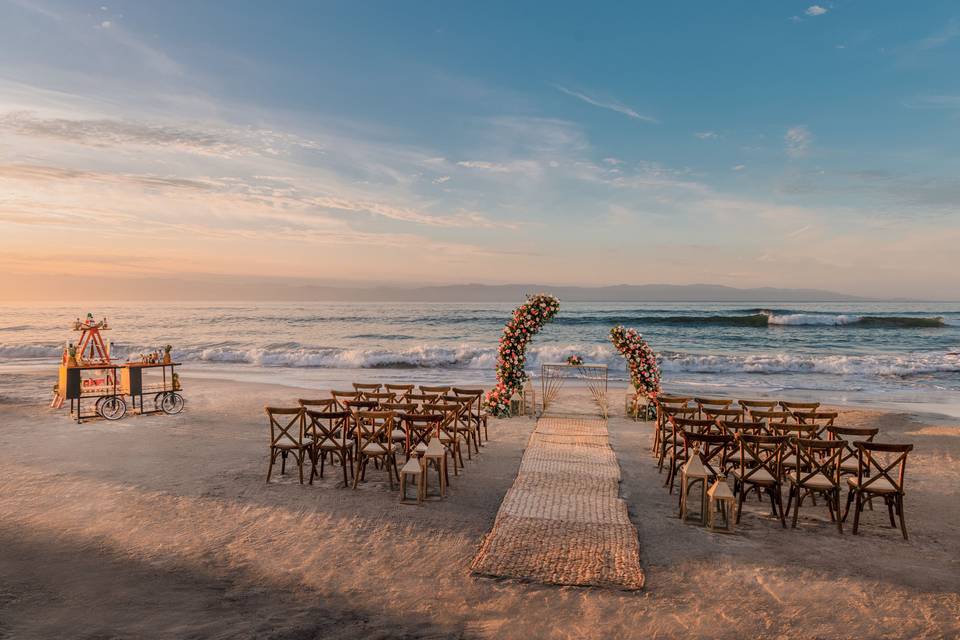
[{"xmin": 52, "ymin": 313, "xmax": 184, "ymax": 423}]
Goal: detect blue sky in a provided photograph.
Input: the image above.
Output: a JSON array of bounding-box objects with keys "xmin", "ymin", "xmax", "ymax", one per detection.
[{"xmin": 1, "ymin": 1, "xmax": 958, "ymax": 298}]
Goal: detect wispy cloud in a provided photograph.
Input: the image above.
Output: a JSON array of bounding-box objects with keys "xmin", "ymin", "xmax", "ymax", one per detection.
[
  {"xmin": 0, "ymin": 111, "xmax": 322, "ymax": 158},
  {"xmin": 918, "ymin": 18, "xmax": 960, "ymax": 50},
  {"xmin": 785, "ymin": 126, "xmax": 812, "ymax": 158},
  {"xmin": 903, "ymin": 94, "xmax": 960, "ymax": 109},
  {"xmin": 553, "ymin": 85, "xmax": 658, "ymax": 123},
  {"xmin": 805, "ymin": 5, "xmax": 828, "ymax": 17},
  {"xmin": 456, "ymin": 160, "xmax": 511, "ymax": 172},
  {"xmin": 694, "ymin": 131, "xmax": 719, "ymax": 140},
  {"xmin": 731, "ymin": 164, "xmax": 746, "ymax": 171}
]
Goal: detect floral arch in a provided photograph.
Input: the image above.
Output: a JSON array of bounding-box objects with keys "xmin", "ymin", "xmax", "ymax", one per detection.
[{"xmin": 485, "ymin": 293, "xmax": 560, "ymax": 416}]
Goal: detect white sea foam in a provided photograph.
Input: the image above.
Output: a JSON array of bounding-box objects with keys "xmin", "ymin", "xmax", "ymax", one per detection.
[{"xmin": 765, "ymin": 313, "xmax": 863, "ymax": 326}]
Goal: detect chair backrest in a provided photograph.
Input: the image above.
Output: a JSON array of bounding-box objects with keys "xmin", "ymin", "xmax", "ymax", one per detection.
[
  {"xmin": 793, "ymin": 411, "xmax": 839, "ymax": 437},
  {"xmin": 452, "ymin": 388, "xmax": 484, "ymax": 418},
  {"xmin": 330, "ymin": 389, "xmax": 359, "ymax": 408},
  {"xmin": 401, "ymin": 412, "xmax": 443, "ymax": 442},
  {"xmin": 769, "ymin": 422, "xmax": 818, "ymax": 439},
  {"xmin": 704, "ymin": 407, "xmax": 744, "ymax": 422},
  {"xmin": 780, "ymin": 400, "xmax": 821, "ymax": 413},
  {"xmin": 673, "ymin": 417, "xmax": 720, "ymax": 435},
  {"xmin": 362, "ymin": 391, "xmax": 397, "ymax": 405},
  {"xmin": 750, "ymin": 410, "xmax": 794, "ymax": 426},
  {"xmin": 792, "ymin": 438, "xmax": 844, "ymax": 488},
  {"xmin": 853, "ymin": 441, "xmax": 913, "ymax": 494},
  {"xmin": 718, "ymin": 420, "xmax": 767, "ymax": 436},
  {"xmin": 381, "ymin": 402, "xmax": 418, "ymax": 414},
  {"xmin": 354, "ymin": 410, "xmax": 394, "ymax": 452},
  {"xmin": 384, "ymin": 384, "xmax": 414, "ymax": 398},
  {"xmin": 420, "ymin": 403, "xmax": 460, "ymax": 434},
  {"xmin": 695, "ymin": 397, "xmax": 733, "ymax": 410},
  {"xmin": 419, "ymin": 385, "xmax": 451, "ymax": 395},
  {"xmin": 826, "ymin": 425, "xmax": 879, "ymax": 472},
  {"xmin": 298, "ymin": 398, "xmax": 337, "ymax": 411},
  {"xmin": 656, "ymin": 395, "xmax": 691, "ymax": 405},
  {"xmin": 739, "ymin": 399, "xmax": 779, "ymax": 413},
  {"xmin": 344, "ymin": 399, "xmax": 378, "ymax": 413},
  {"xmin": 406, "ymin": 393, "xmax": 439, "ymax": 404},
  {"xmin": 265, "ymin": 406, "xmax": 305, "ymax": 446},
  {"xmin": 352, "ymin": 383, "xmax": 382, "ymax": 393},
  {"xmin": 682, "ymin": 431, "xmax": 732, "ymax": 476},
  {"xmin": 305, "ymin": 408, "xmax": 351, "ymax": 448},
  {"xmin": 736, "ymin": 433, "xmax": 789, "ymax": 483}
]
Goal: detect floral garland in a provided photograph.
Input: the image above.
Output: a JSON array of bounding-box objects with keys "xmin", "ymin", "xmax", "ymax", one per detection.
[
  {"xmin": 486, "ymin": 293, "xmax": 560, "ymax": 416},
  {"xmin": 566, "ymin": 354, "xmax": 583, "ymax": 366},
  {"xmin": 609, "ymin": 325, "xmax": 661, "ymax": 412}
]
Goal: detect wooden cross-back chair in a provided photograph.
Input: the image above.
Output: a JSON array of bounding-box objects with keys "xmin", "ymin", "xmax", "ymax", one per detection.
[
  {"xmin": 421, "ymin": 403, "xmax": 464, "ymax": 475},
  {"xmin": 407, "ymin": 392, "xmax": 439, "ymax": 405},
  {"xmin": 657, "ymin": 406, "xmax": 696, "ymax": 471},
  {"xmin": 794, "ymin": 411, "xmax": 839, "ymax": 439},
  {"xmin": 400, "ymin": 412, "xmax": 441, "ymax": 458},
  {"xmin": 665, "ymin": 417, "xmax": 718, "ymax": 493},
  {"xmin": 452, "ymin": 387, "xmax": 488, "ymax": 444},
  {"xmin": 682, "ymin": 431, "xmax": 731, "ymax": 482},
  {"xmin": 352, "ymin": 383, "xmax": 382, "ymax": 394},
  {"xmin": 654, "ymin": 398, "xmax": 692, "ymax": 458},
  {"xmin": 304, "ymin": 408, "xmax": 353, "ymax": 487},
  {"xmin": 785, "ymin": 438, "xmax": 845, "ymax": 533},
  {"xmin": 827, "ymin": 425, "xmax": 879, "ymax": 478},
  {"xmin": 843, "ymin": 441, "xmax": 913, "ymax": 539},
  {"xmin": 352, "ymin": 410, "xmax": 400, "ymax": 489},
  {"xmin": 441, "ymin": 394, "xmax": 479, "ymax": 458},
  {"xmin": 769, "ymin": 422, "xmax": 818, "ymax": 472},
  {"xmin": 384, "ymin": 383, "xmax": 414, "ymax": 400},
  {"xmin": 733, "ymin": 433, "xmax": 789, "ymax": 527},
  {"xmin": 265, "ymin": 406, "xmax": 312, "ymax": 484},
  {"xmin": 330, "ymin": 389, "xmax": 360, "ymax": 409}
]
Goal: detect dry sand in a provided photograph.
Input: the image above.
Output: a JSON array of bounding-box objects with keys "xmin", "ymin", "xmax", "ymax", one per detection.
[{"xmin": 0, "ymin": 373, "xmax": 958, "ymax": 639}]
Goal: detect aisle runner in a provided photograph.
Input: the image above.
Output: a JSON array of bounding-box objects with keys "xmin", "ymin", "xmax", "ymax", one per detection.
[{"xmin": 470, "ymin": 417, "xmax": 644, "ymax": 590}]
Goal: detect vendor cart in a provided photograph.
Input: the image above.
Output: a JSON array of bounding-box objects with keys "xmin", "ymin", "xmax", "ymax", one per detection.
[{"xmin": 59, "ymin": 363, "xmax": 126, "ymax": 423}]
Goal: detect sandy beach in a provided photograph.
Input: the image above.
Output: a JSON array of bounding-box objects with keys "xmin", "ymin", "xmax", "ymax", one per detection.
[{"xmin": 0, "ymin": 372, "xmax": 958, "ymax": 639}]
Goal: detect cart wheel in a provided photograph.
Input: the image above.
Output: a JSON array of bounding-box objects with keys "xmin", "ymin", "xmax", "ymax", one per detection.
[
  {"xmin": 160, "ymin": 392, "xmax": 184, "ymax": 415},
  {"xmin": 153, "ymin": 392, "xmax": 165, "ymax": 412},
  {"xmin": 99, "ymin": 396, "xmax": 127, "ymax": 421}
]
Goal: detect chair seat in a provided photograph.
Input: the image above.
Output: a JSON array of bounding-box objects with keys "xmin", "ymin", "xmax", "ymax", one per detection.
[
  {"xmin": 839, "ymin": 459, "xmax": 859, "ymax": 472},
  {"xmin": 733, "ymin": 468, "xmax": 777, "ymax": 485},
  {"xmin": 273, "ymin": 436, "xmax": 313, "ymax": 449},
  {"xmin": 847, "ymin": 476, "xmax": 898, "ymax": 494},
  {"xmin": 781, "ymin": 454, "xmax": 798, "ymax": 468},
  {"xmin": 361, "ymin": 443, "xmax": 389, "ymax": 455},
  {"xmin": 788, "ymin": 471, "xmax": 836, "ymax": 490},
  {"xmin": 316, "ymin": 439, "xmax": 352, "ymax": 451},
  {"xmin": 391, "ymin": 429, "xmax": 406, "ymax": 441}
]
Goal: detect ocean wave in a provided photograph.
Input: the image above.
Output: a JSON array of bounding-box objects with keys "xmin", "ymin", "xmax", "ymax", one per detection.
[
  {"xmin": 660, "ymin": 351, "xmax": 960, "ymax": 377},
  {"xmin": 548, "ymin": 313, "xmax": 949, "ymax": 328}
]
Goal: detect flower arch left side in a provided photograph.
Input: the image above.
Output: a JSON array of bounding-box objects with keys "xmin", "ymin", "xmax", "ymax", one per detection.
[{"xmin": 485, "ymin": 293, "xmax": 560, "ymax": 417}]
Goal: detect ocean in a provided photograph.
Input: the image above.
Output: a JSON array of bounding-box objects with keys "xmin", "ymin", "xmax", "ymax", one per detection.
[{"xmin": 2, "ymin": 301, "xmax": 959, "ymax": 414}]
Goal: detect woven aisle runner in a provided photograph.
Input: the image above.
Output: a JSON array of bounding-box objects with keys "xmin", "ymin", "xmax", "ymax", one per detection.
[{"xmin": 470, "ymin": 417, "xmax": 644, "ymax": 590}]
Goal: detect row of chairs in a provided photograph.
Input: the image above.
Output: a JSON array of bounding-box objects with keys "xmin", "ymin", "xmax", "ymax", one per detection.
[
  {"xmin": 653, "ymin": 394, "xmax": 913, "ymax": 538},
  {"xmin": 264, "ymin": 384, "xmax": 487, "ymax": 502}
]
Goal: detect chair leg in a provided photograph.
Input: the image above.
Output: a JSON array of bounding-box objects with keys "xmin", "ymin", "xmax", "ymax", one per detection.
[
  {"xmin": 791, "ymin": 486, "xmax": 801, "ymax": 529},
  {"xmin": 341, "ymin": 451, "xmax": 349, "ymax": 488},
  {"xmin": 353, "ymin": 458, "xmax": 364, "ymax": 489},
  {"xmin": 887, "ymin": 496, "xmax": 897, "ymax": 528},
  {"xmin": 297, "ymin": 451, "xmax": 304, "ymax": 485},
  {"xmin": 736, "ymin": 484, "xmax": 747, "ymax": 524},
  {"xmin": 834, "ymin": 490, "xmax": 843, "ymax": 534},
  {"xmin": 775, "ymin": 485, "xmax": 787, "ymax": 528},
  {"xmin": 843, "ymin": 489, "xmax": 854, "ymax": 522},
  {"xmin": 852, "ymin": 492, "xmax": 862, "ymax": 535},
  {"xmin": 266, "ymin": 449, "xmax": 276, "ymax": 483},
  {"xmin": 281, "ymin": 451, "xmax": 287, "ymax": 475},
  {"xmin": 897, "ymin": 494, "xmax": 908, "ymax": 541}
]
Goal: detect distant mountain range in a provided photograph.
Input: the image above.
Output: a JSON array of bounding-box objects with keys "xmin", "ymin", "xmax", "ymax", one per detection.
[{"xmin": 1, "ymin": 276, "xmax": 876, "ymax": 302}]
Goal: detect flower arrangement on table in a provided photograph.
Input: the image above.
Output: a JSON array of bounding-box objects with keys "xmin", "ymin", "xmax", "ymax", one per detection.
[
  {"xmin": 485, "ymin": 293, "xmax": 561, "ymax": 417},
  {"xmin": 609, "ymin": 325, "xmax": 661, "ymax": 417},
  {"xmin": 566, "ymin": 354, "xmax": 583, "ymax": 366}
]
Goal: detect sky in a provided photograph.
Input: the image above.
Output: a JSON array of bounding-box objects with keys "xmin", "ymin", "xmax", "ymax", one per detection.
[{"xmin": 0, "ymin": 0, "xmax": 958, "ymax": 300}]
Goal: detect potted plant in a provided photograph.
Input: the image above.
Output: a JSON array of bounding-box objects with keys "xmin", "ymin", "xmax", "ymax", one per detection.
[{"xmin": 66, "ymin": 343, "xmax": 78, "ymax": 367}]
